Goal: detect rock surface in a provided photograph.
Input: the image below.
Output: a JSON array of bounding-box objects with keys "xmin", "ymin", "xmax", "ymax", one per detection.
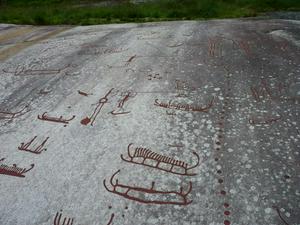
[{"xmin": 0, "ymin": 18, "xmax": 299, "ymax": 225}]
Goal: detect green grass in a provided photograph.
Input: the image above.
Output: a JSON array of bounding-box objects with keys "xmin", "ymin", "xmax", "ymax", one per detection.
[{"xmin": 0, "ymin": 0, "xmax": 299, "ymax": 25}]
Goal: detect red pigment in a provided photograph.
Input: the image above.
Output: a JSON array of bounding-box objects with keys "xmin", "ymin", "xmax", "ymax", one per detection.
[
  {"xmin": 224, "ymin": 203, "xmax": 229, "ymax": 208},
  {"xmin": 224, "ymin": 211, "xmax": 230, "ymax": 216},
  {"xmin": 220, "ymin": 190, "xmax": 226, "ymax": 195},
  {"xmin": 103, "ymin": 170, "xmax": 193, "ymax": 205},
  {"xmin": 224, "ymin": 220, "xmax": 231, "ymax": 225},
  {"xmin": 81, "ymin": 117, "xmax": 90, "ymax": 125},
  {"xmin": 78, "ymin": 90, "xmax": 89, "ymax": 96}
]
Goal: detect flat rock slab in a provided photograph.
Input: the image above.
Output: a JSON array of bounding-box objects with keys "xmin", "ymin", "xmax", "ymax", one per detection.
[{"xmin": 0, "ymin": 18, "xmax": 299, "ymax": 225}]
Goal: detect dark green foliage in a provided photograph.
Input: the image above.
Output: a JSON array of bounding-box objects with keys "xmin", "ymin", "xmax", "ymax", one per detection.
[{"xmin": 0, "ymin": 0, "xmax": 299, "ymax": 25}]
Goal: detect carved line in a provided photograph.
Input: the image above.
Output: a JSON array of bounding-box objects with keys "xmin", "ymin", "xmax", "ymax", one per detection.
[
  {"xmin": 208, "ymin": 38, "xmax": 222, "ymax": 57},
  {"xmin": 125, "ymin": 55, "xmax": 137, "ymax": 66},
  {"xmin": 106, "ymin": 213, "xmax": 115, "ymax": 225},
  {"xmin": 260, "ymin": 79, "xmax": 274, "ymax": 99},
  {"xmin": 0, "ymin": 158, "xmax": 34, "ymax": 178},
  {"xmin": 110, "ymin": 91, "xmax": 136, "ymax": 116},
  {"xmin": 237, "ymin": 40, "xmax": 252, "ymax": 57},
  {"xmin": 121, "ymin": 143, "xmax": 200, "ymax": 176},
  {"xmin": 78, "ymin": 90, "xmax": 91, "ymax": 97},
  {"xmin": 103, "ymin": 170, "xmax": 193, "ymax": 205},
  {"xmin": 250, "ymin": 86, "xmax": 261, "ymax": 101},
  {"xmin": 81, "ymin": 88, "xmax": 114, "ymax": 126},
  {"xmin": 54, "ymin": 211, "xmax": 74, "ymax": 225},
  {"xmin": 208, "ymin": 38, "xmax": 216, "ymax": 57},
  {"xmin": 0, "ymin": 105, "xmax": 29, "ymax": 122},
  {"xmin": 38, "ymin": 112, "xmax": 75, "ymax": 125},
  {"xmin": 18, "ymin": 136, "xmax": 49, "ymax": 154},
  {"xmin": 250, "ymin": 79, "xmax": 295, "ymax": 102}
]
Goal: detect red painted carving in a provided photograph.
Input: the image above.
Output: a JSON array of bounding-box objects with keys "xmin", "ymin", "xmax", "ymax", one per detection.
[
  {"xmin": 78, "ymin": 90, "xmax": 91, "ymax": 97},
  {"xmin": 103, "ymin": 170, "xmax": 193, "ymax": 205},
  {"xmin": 208, "ymin": 37, "xmax": 221, "ymax": 57},
  {"xmin": 53, "ymin": 211, "xmax": 74, "ymax": 225},
  {"xmin": 110, "ymin": 91, "xmax": 137, "ymax": 115},
  {"xmin": 121, "ymin": 143, "xmax": 200, "ymax": 176},
  {"xmin": 208, "ymin": 36, "xmax": 253, "ymax": 58},
  {"xmin": 125, "ymin": 55, "xmax": 137, "ymax": 66},
  {"xmin": 38, "ymin": 112, "xmax": 75, "ymax": 125},
  {"xmin": 238, "ymin": 40, "xmax": 251, "ymax": 57},
  {"xmin": 250, "ymin": 79, "xmax": 295, "ymax": 102},
  {"xmin": 248, "ymin": 114, "xmax": 281, "ymax": 125},
  {"xmin": 106, "ymin": 213, "xmax": 115, "ymax": 225},
  {"xmin": 0, "ymin": 158, "xmax": 34, "ymax": 178},
  {"xmin": 154, "ymin": 97, "xmax": 214, "ymax": 113},
  {"xmin": 0, "ymin": 105, "xmax": 29, "ymax": 123},
  {"xmin": 261, "ymin": 79, "xmax": 272, "ymax": 97},
  {"xmin": 250, "ymin": 86, "xmax": 260, "ymax": 101},
  {"xmin": 81, "ymin": 88, "xmax": 114, "ymax": 126},
  {"xmin": 18, "ymin": 136, "xmax": 49, "ymax": 154},
  {"xmin": 208, "ymin": 38, "xmax": 215, "ymax": 57}
]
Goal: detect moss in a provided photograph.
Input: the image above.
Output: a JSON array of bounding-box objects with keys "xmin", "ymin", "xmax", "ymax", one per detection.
[{"xmin": 0, "ymin": 0, "xmax": 299, "ymax": 25}]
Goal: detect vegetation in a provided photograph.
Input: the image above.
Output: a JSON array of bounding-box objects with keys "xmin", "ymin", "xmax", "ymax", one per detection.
[{"xmin": 0, "ymin": 0, "xmax": 299, "ymax": 25}]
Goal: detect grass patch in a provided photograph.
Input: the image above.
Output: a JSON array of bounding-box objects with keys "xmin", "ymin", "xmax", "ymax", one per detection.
[{"xmin": 0, "ymin": 0, "xmax": 299, "ymax": 25}]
